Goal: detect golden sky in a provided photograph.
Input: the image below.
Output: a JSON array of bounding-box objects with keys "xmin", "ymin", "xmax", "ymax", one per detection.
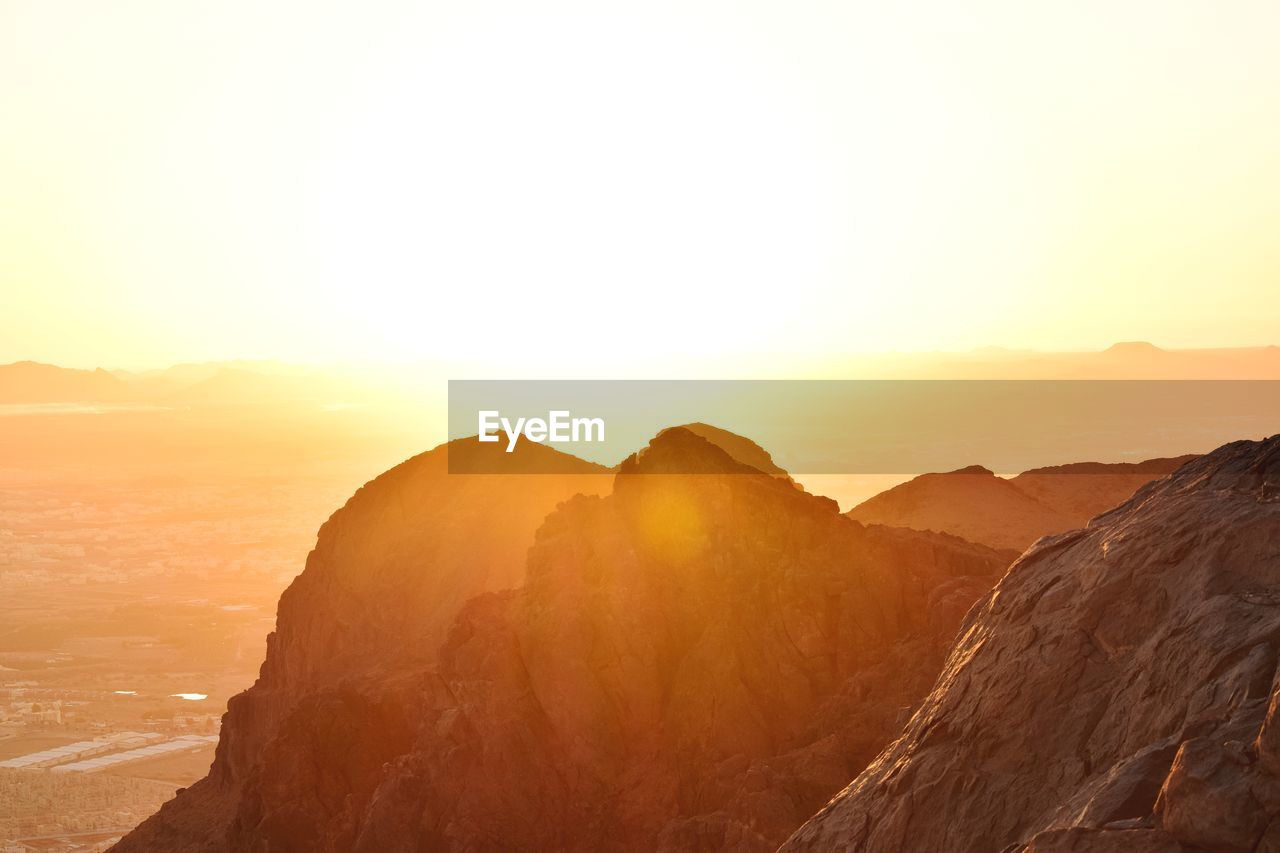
[{"xmin": 3, "ymin": 0, "xmax": 1278, "ymax": 371}]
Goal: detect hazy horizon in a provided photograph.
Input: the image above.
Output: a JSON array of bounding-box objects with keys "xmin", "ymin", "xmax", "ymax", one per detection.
[{"xmin": 5, "ymin": 339, "xmax": 1280, "ymax": 376}]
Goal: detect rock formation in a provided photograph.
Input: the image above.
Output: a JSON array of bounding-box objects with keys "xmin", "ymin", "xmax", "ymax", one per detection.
[
  {"xmin": 847, "ymin": 456, "xmax": 1195, "ymax": 552},
  {"xmin": 783, "ymin": 435, "xmax": 1280, "ymax": 853},
  {"xmin": 111, "ymin": 437, "xmax": 609, "ymax": 852},
  {"xmin": 113, "ymin": 427, "xmax": 1005, "ymax": 852}
]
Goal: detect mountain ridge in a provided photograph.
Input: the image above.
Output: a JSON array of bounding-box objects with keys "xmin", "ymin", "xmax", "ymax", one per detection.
[{"xmin": 112, "ymin": 427, "xmax": 1007, "ymax": 852}]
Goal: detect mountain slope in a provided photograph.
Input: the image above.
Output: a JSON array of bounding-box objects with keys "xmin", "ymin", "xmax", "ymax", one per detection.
[
  {"xmin": 783, "ymin": 435, "xmax": 1280, "ymax": 853},
  {"xmin": 110, "ymin": 438, "xmax": 610, "ymax": 853},
  {"xmin": 114, "ymin": 427, "xmax": 1007, "ymax": 852},
  {"xmin": 1010, "ymin": 456, "xmax": 1198, "ymax": 523},
  {"xmin": 847, "ymin": 456, "xmax": 1194, "ymax": 552},
  {"xmin": 846, "ymin": 465, "xmax": 1067, "ymax": 552}
]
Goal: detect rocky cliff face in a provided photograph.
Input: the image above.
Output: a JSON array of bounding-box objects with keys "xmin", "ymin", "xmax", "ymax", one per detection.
[
  {"xmin": 114, "ymin": 427, "xmax": 1006, "ymax": 852},
  {"xmin": 112, "ymin": 438, "xmax": 610, "ymax": 853},
  {"xmin": 847, "ymin": 456, "xmax": 1194, "ymax": 552},
  {"xmin": 783, "ymin": 436, "xmax": 1280, "ymax": 853}
]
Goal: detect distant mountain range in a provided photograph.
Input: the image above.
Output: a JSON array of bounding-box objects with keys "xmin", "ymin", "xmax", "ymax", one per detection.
[
  {"xmin": 0, "ymin": 360, "xmax": 129, "ymax": 403},
  {"xmin": 0, "ymin": 360, "xmax": 390, "ymax": 407},
  {"xmin": 5, "ymin": 343, "xmax": 1280, "ymax": 405},
  {"xmin": 830, "ymin": 342, "xmax": 1280, "ymax": 379}
]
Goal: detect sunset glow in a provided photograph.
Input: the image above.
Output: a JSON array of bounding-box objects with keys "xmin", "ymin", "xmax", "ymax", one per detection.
[
  {"xmin": 4, "ymin": 0, "xmax": 1279, "ymax": 371},
  {"xmin": 4, "ymin": 5, "xmax": 1280, "ymax": 849}
]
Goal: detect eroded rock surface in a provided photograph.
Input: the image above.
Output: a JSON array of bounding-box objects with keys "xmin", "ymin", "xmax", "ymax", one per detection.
[{"xmin": 783, "ymin": 436, "xmax": 1280, "ymax": 853}]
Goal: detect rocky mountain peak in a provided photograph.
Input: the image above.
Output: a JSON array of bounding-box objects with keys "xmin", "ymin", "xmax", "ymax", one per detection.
[
  {"xmin": 677, "ymin": 422, "xmax": 793, "ymax": 477},
  {"xmin": 618, "ymin": 426, "xmax": 764, "ymax": 476},
  {"xmin": 114, "ymin": 428, "xmax": 1005, "ymax": 852},
  {"xmin": 946, "ymin": 464, "xmax": 995, "ymax": 476}
]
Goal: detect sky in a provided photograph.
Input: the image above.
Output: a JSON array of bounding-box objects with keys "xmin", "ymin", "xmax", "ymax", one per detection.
[{"xmin": 3, "ymin": 0, "xmax": 1279, "ymax": 371}]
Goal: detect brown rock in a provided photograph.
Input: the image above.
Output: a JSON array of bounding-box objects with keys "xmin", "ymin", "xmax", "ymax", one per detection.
[
  {"xmin": 114, "ymin": 428, "xmax": 1006, "ymax": 852},
  {"xmin": 1156, "ymin": 737, "xmax": 1267, "ymax": 852},
  {"xmin": 1257, "ymin": 678, "xmax": 1280, "ymax": 776},
  {"xmin": 846, "ymin": 455, "xmax": 1195, "ymax": 552},
  {"xmin": 783, "ymin": 435, "xmax": 1280, "ymax": 853},
  {"xmin": 1022, "ymin": 827, "xmax": 1182, "ymax": 852}
]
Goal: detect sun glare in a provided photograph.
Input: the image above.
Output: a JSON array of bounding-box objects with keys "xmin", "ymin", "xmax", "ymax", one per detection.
[{"xmin": 3, "ymin": 1, "xmax": 1279, "ymax": 369}]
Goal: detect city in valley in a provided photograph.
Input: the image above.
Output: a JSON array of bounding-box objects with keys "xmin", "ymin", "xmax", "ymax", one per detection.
[
  {"xmin": 0, "ymin": 366, "xmax": 427, "ymax": 851},
  {"xmin": 0, "ymin": 469, "xmax": 365, "ymax": 851}
]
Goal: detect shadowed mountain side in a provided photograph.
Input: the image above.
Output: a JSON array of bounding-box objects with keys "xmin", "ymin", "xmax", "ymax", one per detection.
[
  {"xmin": 277, "ymin": 437, "xmax": 611, "ymax": 678},
  {"xmin": 108, "ymin": 438, "xmax": 609, "ymax": 853},
  {"xmin": 847, "ymin": 456, "xmax": 1195, "ymax": 552},
  {"xmin": 783, "ymin": 435, "xmax": 1280, "ymax": 853},
  {"xmin": 113, "ymin": 427, "xmax": 1007, "ymax": 852}
]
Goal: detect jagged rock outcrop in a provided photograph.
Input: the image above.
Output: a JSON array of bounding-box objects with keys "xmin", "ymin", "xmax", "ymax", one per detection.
[
  {"xmin": 783, "ymin": 435, "xmax": 1280, "ymax": 853},
  {"xmin": 847, "ymin": 456, "xmax": 1194, "ymax": 552},
  {"xmin": 114, "ymin": 427, "xmax": 1006, "ymax": 852}
]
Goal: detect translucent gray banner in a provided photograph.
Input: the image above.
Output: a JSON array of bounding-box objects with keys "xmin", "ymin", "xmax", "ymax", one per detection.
[{"xmin": 447, "ymin": 380, "xmax": 1280, "ymax": 474}]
